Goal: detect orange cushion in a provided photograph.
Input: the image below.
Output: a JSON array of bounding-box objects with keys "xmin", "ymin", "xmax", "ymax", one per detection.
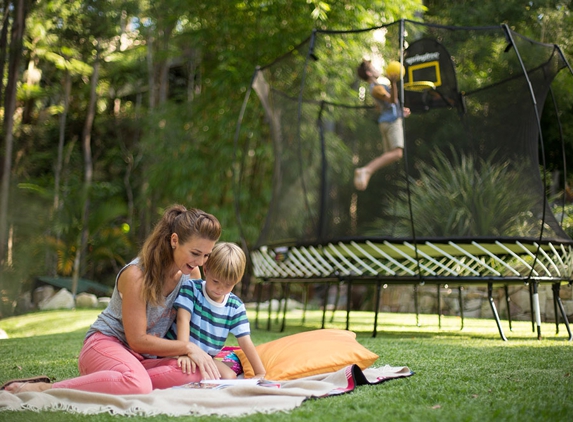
[{"xmin": 235, "ymin": 329, "xmax": 379, "ymax": 380}]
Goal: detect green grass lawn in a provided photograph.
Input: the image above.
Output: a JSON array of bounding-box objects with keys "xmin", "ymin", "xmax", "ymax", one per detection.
[{"xmin": 1, "ymin": 308, "xmax": 572, "ymax": 421}]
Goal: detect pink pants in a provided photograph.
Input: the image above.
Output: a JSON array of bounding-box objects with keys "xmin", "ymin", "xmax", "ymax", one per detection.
[{"xmin": 52, "ymin": 332, "xmax": 201, "ymax": 394}]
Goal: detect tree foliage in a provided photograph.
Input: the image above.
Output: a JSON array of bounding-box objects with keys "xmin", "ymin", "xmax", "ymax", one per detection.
[{"xmin": 0, "ymin": 0, "xmax": 571, "ymax": 315}]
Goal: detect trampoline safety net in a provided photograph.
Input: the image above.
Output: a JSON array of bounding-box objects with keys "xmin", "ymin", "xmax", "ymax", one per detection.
[{"xmin": 234, "ymin": 20, "xmax": 573, "ymax": 284}]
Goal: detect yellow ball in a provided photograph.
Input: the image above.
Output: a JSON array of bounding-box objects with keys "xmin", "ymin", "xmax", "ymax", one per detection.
[{"xmin": 385, "ymin": 61, "xmax": 405, "ymax": 78}]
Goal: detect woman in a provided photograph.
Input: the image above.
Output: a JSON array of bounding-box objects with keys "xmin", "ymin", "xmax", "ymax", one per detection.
[{"xmin": 2, "ymin": 205, "xmax": 222, "ymax": 394}]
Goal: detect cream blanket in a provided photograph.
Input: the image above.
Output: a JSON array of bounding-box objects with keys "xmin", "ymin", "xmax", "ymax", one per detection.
[{"xmin": 0, "ymin": 364, "xmax": 413, "ymax": 417}]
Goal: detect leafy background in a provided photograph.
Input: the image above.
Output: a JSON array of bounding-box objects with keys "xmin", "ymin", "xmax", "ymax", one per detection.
[{"xmin": 0, "ymin": 1, "xmax": 572, "ymax": 316}]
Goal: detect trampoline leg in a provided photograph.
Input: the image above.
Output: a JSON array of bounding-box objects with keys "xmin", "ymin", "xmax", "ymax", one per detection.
[
  {"xmin": 529, "ymin": 282, "xmax": 535, "ymax": 332},
  {"xmin": 280, "ymin": 283, "xmax": 289, "ymax": 333},
  {"xmin": 372, "ymin": 281, "xmax": 381, "ymax": 338},
  {"xmin": 552, "ymin": 283, "xmax": 572, "ymax": 341},
  {"xmin": 321, "ymin": 282, "xmax": 329, "ymax": 329},
  {"xmin": 458, "ymin": 286, "xmax": 464, "ymax": 331},
  {"xmin": 552, "ymin": 283, "xmax": 559, "ymax": 335},
  {"xmin": 346, "ymin": 281, "xmax": 352, "ymax": 331},
  {"xmin": 414, "ymin": 284, "xmax": 420, "ymax": 327},
  {"xmin": 504, "ymin": 285, "xmax": 513, "ymax": 332},
  {"xmin": 254, "ymin": 281, "xmax": 264, "ymax": 330},
  {"xmin": 330, "ymin": 282, "xmax": 341, "ymax": 323},
  {"xmin": 532, "ymin": 282, "xmax": 542, "ymax": 340},
  {"xmin": 488, "ymin": 283, "xmax": 507, "ymax": 341},
  {"xmin": 302, "ymin": 284, "xmax": 310, "ymax": 324},
  {"xmin": 267, "ymin": 282, "xmax": 274, "ymax": 331},
  {"xmin": 437, "ymin": 284, "xmax": 441, "ymax": 330},
  {"xmin": 557, "ymin": 299, "xmax": 572, "ymax": 341},
  {"xmin": 275, "ymin": 287, "xmax": 282, "ymax": 325}
]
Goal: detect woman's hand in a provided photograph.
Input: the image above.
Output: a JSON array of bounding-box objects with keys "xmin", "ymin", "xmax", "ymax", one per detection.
[{"xmin": 186, "ymin": 343, "xmax": 221, "ymax": 380}]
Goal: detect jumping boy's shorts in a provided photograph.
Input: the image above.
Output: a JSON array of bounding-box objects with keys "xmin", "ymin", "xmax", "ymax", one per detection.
[{"xmin": 379, "ymin": 117, "xmax": 404, "ymax": 151}]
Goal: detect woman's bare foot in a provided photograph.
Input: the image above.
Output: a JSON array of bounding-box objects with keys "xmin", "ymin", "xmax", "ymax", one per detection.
[
  {"xmin": 354, "ymin": 167, "xmax": 371, "ymax": 191},
  {"xmin": 4, "ymin": 381, "xmax": 52, "ymax": 393}
]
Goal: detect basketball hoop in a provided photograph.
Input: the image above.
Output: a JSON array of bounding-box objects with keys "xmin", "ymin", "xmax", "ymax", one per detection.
[{"xmin": 404, "ymin": 81, "xmax": 436, "ymax": 92}]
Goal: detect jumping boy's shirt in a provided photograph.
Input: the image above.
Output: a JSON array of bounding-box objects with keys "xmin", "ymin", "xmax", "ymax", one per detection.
[
  {"xmin": 165, "ymin": 279, "xmax": 250, "ymax": 356},
  {"xmin": 371, "ymin": 82, "xmax": 402, "ymax": 123}
]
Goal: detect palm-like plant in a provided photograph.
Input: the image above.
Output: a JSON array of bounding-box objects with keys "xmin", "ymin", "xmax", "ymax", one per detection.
[{"xmin": 391, "ymin": 148, "xmax": 542, "ymax": 238}]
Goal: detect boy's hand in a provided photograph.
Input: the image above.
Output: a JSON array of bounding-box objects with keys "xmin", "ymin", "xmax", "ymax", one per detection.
[
  {"xmin": 387, "ymin": 74, "xmax": 400, "ymax": 83},
  {"xmin": 177, "ymin": 355, "xmax": 193, "ymax": 374}
]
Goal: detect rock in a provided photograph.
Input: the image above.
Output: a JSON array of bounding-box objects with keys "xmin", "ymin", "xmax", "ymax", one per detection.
[
  {"xmin": 559, "ymin": 285, "xmax": 572, "ymax": 300},
  {"xmin": 545, "ymin": 297, "xmax": 556, "ymax": 321},
  {"xmin": 463, "ymin": 298, "xmax": 483, "ymax": 318},
  {"xmin": 15, "ymin": 291, "xmax": 34, "ymax": 314},
  {"xmin": 255, "ymin": 298, "xmax": 304, "ymax": 312},
  {"xmin": 0, "ymin": 329, "xmax": 8, "ymax": 339},
  {"xmin": 33, "ymin": 285, "xmax": 54, "ymax": 306},
  {"xmin": 38, "ymin": 288, "xmax": 75, "ymax": 310},
  {"xmin": 562, "ymin": 300, "xmax": 573, "ymax": 319},
  {"xmin": 396, "ymin": 286, "xmax": 416, "ymax": 313},
  {"xmin": 75, "ymin": 292, "xmax": 98, "ymax": 308},
  {"xmin": 98, "ymin": 297, "xmax": 111, "ymax": 308}
]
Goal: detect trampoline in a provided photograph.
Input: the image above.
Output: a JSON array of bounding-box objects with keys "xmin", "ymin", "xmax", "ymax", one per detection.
[{"xmin": 233, "ymin": 20, "xmax": 573, "ymax": 340}]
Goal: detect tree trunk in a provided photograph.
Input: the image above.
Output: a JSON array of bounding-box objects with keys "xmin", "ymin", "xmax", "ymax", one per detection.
[
  {"xmin": 122, "ymin": 92, "xmax": 142, "ymax": 230},
  {"xmin": 71, "ymin": 46, "xmax": 99, "ymax": 297},
  {"xmin": 47, "ymin": 70, "xmax": 71, "ymax": 275},
  {"xmin": 53, "ymin": 71, "xmax": 71, "ymax": 214},
  {"xmin": 0, "ymin": 0, "xmax": 12, "ymax": 116},
  {"xmin": 158, "ymin": 58, "xmax": 169, "ymax": 104},
  {"xmin": 146, "ymin": 33, "xmax": 155, "ymax": 109},
  {"xmin": 0, "ymin": 0, "xmax": 26, "ymax": 264},
  {"xmin": 157, "ymin": 25, "xmax": 174, "ymax": 105},
  {"xmin": 138, "ymin": 31, "xmax": 155, "ymax": 240},
  {"xmin": 186, "ymin": 48, "xmax": 201, "ymax": 102}
]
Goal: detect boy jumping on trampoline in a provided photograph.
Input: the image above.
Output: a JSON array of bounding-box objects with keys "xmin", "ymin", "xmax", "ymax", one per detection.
[
  {"xmin": 354, "ymin": 59, "xmax": 410, "ymax": 191},
  {"xmin": 166, "ymin": 242, "xmax": 266, "ymax": 380}
]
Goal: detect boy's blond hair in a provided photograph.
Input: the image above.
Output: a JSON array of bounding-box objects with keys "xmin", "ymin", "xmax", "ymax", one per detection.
[{"xmin": 204, "ymin": 242, "xmax": 246, "ymax": 284}]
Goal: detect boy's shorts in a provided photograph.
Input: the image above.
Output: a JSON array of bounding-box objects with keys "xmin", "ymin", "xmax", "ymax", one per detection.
[
  {"xmin": 379, "ymin": 118, "xmax": 404, "ymax": 151},
  {"xmin": 214, "ymin": 346, "xmax": 243, "ymax": 375}
]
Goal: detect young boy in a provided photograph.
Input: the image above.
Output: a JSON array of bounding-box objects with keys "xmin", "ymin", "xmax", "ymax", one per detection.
[
  {"xmin": 166, "ymin": 242, "xmax": 266, "ymax": 379},
  {"xmin": 354, "ymin": 59, "xmax": 410, "ymax": 191}
]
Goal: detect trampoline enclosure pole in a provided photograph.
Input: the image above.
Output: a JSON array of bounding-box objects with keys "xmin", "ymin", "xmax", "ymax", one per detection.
[{"xmin": 532, "ymin": 282, "xmax": 542, "ymax": 340}]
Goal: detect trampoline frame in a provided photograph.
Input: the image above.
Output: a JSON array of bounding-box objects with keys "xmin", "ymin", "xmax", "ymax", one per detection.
[{"xmin": 250, "ymin": 238, "xmax": 573, "ymax": 340}]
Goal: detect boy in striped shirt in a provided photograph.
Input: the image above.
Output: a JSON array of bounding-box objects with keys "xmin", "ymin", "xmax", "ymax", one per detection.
[{"xmin": 166, "ymin": 242, "xmax": 266, "ymax": 379}]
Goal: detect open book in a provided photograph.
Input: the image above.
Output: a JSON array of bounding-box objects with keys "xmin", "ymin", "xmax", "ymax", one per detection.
[{"xmin": 176, "ymin": 378, "xmax": 280, "ymax": 390}]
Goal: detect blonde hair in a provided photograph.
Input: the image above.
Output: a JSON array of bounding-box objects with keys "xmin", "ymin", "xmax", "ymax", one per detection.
[
  {"xmin": 203, "ymin": 242, "xmax": 246, "ymax": 284},
  {"xmin": 138, "ymin": 204, "xmax": 221, "ymax": 305}
]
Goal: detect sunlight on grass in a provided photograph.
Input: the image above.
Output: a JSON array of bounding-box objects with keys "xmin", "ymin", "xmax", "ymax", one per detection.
[
  {"xmin": 0, "ymin": 308, "xmax": 569, "ymax": 345},
  {"xmin": 0, "ymin": 309, "xmax": 101, "ymax": 338},
  {"xmin": 251, "ymin": 308, "xmax": 571, "ymax": 343}
]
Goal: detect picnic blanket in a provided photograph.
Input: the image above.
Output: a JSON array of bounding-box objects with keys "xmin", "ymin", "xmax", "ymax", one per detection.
[{"xmin": 0, "ymin": 364, "xmax": 413, "ymax": 417}]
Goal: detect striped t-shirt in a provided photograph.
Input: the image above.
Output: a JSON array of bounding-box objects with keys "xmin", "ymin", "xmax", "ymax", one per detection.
[{"xmin": 165, "ymin": 279, "xmax": 250, "ymax": 356}]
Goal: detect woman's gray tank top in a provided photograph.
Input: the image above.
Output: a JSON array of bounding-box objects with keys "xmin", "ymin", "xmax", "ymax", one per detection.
[{"xmin": 85, "ymin": 258, "xmax": 186, "ymax": 358}]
